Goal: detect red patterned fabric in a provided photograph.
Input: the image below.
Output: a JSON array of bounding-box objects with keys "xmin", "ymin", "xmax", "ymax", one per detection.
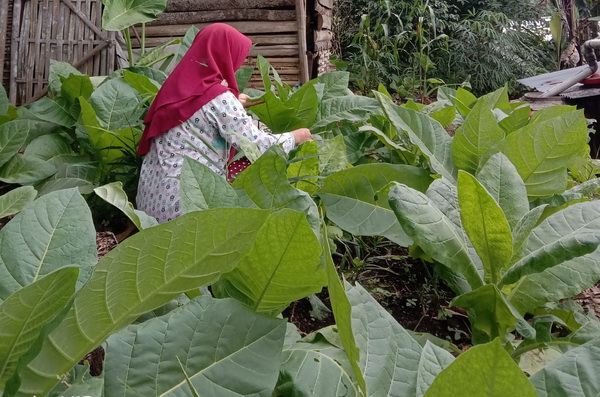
[{"xmin": 138, "ymin": 23, "xmax": 252, "ymax": 155}]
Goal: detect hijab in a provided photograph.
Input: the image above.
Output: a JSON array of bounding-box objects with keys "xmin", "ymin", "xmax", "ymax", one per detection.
[{"xmin": 137, "ymin": 23, "xmax": 253, "ymax": 155}]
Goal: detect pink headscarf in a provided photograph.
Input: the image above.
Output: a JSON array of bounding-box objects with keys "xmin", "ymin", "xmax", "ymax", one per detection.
[{"xmin": 138, "ymin": 23, "xmax": 252, "ymax": 155}]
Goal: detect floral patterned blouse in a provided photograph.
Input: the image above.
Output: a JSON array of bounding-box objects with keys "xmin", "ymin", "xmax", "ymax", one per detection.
[{"xmin": 136, "ymin": 91, "xmax": 295, "ymax": 223}]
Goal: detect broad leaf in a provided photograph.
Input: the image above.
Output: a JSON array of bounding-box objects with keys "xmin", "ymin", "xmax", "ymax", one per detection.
[
  {"xmin": 389, "ymin": 183, "xmax": 483, "ymax": 289},
  {"xmin": 430, "ymin": 106, "xmax": 456, "ymax": 127},
  {"xmin": 502, "ymin": 107, "xmax": 588, "ymax": 199},
  {"xmin": 500, "ymin": 201, "xmax": 600, "ymax": 286},
  {"xmin": 218, "ymin": 210, "xmax": 324, "ymax": 314},
  {"xmin": 458, "ymin": 171, "xmax": 513, "ymax": 284},
  {"xmin": 104, "ymin": 296, "xmax": 285, "ymax": 396},
  {"xmin": 123, "ymin": 70, "xmax": 160, "ymax": 98},
  {"xmin": 319, "ymin": 164, "xmax": 432, "ymax": 246},
  {"xmin": 277, "ymin": 341, "xmax": 359, "ymax": 396},
  {"xmin": 452, "ymin": 285, "xmax": 532, "ymax": 344},
  {"xmin": 0, "ymin": 85, "xmax": 8, "ymax": 115},
  {"xmin": 312, "ymin": 95, "xmax": 380, "ymax": 132},
  {"xmin": 175, "ymin": 26, "xmax": 199, "ymax": 64},
  {"xmin": 0, "ymin": 189, "xmax": 96, "ymax": 300},
  {"xmin": 0, "ymin": 186, "xmax": 37, "ymax": 218},
  {"xmin": 16, "ymin": 208, "xmax": 299, "ymax": 396},
  {"xmin": 477, "ymin": 153, "xmax": 529, "ymax": 230},
  {"xmin": 424, "ymin": 339, "xmax": 537, "ymax": 397},
  {"xmin": 102, "ymin": 0, "xmax": 168, "ymax": 31},
  {"xmin": 452, "ymin": 100, "xmax": 505, "ymax": 174},
  {"xmin": 48, "ymin": 61, "xmax": 82, "ymax": 95},
  {"xmin": 88, "ymin": 78, "xmax": 142, "ymax": 130},
  {"xmin": 315, "ymin": 71, "xmax": 353, "ymax": 100},
  {"xmin": 287, "ymin": 141, "xmax": 319, "ymax": 195},
  {"xmin": 347, "ymin": 283, "xmax": 454, "ymax": 396},
  {"xmin": 318, "ymin": 135, "xmax": 348, "ymax": 176},
  {"xmin": 179, "ymin": 157, "xmax": 239, "ymax": 213},
  {"xmin": 60, "ymin": 74, "xmax": 94, "ymax": 102},
  {"xmin": 530, "ymin": 337, "xmax": 600, "ymax": 397},
  {"xmin": 0, "ymin": 267, "xmax": 78, "ymax": 388},
  {"xmin": 0, "ymin": 154, "xmax": 57, "ymax": 185},
  {"xmin": 376, "ymin": 92, "xmax": 456, "ymax": 182},
  {"xmin": 26, "ymin": 97, "xmax": 76, "ymax": 127},
  {"xmin": 0, "ymin": 120, "xmax": 32, "ymax": 167},
  {"xmin": 509, "ymin": 252, "xmax": 600, "ymax": 315},
  {"xmin": 94, "ymin": 182, "xmax": 158, "ymax": 230},
  {"xmin": 233, "ymin": 147, "xmax": 319, "ymax": 228},
  {"xmin": 322, "ymin": 226, "xmax": 366, "ymax": 393}
]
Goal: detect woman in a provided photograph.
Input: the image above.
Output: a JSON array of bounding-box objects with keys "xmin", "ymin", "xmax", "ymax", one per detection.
[{"xmin": 136, "ymin": 23, "xmax": 313, "ymax": 223}]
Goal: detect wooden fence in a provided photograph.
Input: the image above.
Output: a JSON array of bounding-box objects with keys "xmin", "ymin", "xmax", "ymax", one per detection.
[{"xmin": 0, "ymin": 0, "xmax": 334, "ymax": 104}]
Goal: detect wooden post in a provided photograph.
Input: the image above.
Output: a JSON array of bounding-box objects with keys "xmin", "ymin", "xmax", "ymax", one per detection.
[
  {"xmin": 10, "ymin": 0, "xmax": 22, "ymax": 104},
  {"xmin": 295, "ymin": 0, "xmax": 309, "ymax": 83},
  {"xmin": 0, "ymin": 0, "xmax": 10, "ymax": 86}
]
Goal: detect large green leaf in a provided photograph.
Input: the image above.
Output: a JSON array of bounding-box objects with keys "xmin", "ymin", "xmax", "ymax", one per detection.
[
  {"xmin": 0, "ymin": 120, "xmax": 33, "ymax": 167},
  {"xmin": 0, "ymin": 85, "xmax": 8, "ymax": 115},
  {"xmin": 175, "ymin": 26, "xmax": 199, "ymax": 64},
  {"xmin": 458, "ymin": 171, "xmax": 513, "ymax": 284},
  {"xmin": 530, "ymin": 337, "xmax": 600, "ymax": 397},
  {"xmin": 424, "ymin": 339, "xmax": 537, "ymax": 397},
  {"xmin": 15, "ymin": 208, "xmax": 298, "ymax": 396},
  {"xmin": 312, "ymin": 95, "xmax": 380, "ymax": 132},
  {"xmin": 60, "ymin": 74, "xmax": 94, "ymax": 103},
  {"xmin": 315, "ymin": 71, "xmax": 353, "ymax": 100},
  {"xmin": 509, "ymin": 252, "xmax": 600, "ymax": 315},
  {"xmin": 0, "ymin": 267, "xmax": 78, "ymax": 388},
  {"xmin": 452, "ymin": 285, "xmax": 532, "ymax": 344},
  {"xmin": 322, "ymin": 226, "xmax": 366, "ymax": 394},
  {"xmin": 104, "ymin": 296, "xmax": 285, "ymax": 396},
  {"xmin": 389, "ymin": 183, "xmax": 483, "ymax": 289},
  {"xmin": 277, "ymin": 340, "xmax": 359, "ymax": 396},
  {"xmin": 179, "ymin": 157, "xmax": 240, "ymax": 213},
  {"xmin": 88, "ymin": 78, "xmax": 142, "ymax": 130},
  {"xmin": 0, "ymin": 154, "xmax": 57, "ymax": 185},
  {"xmin": 102, "ymin": 0, "xmax": 167, "ymax": 31},
  {"xmin": 250, "ymin": 83, "xmax": 318, "ymax": 133},
  {"xmin": 48, "ymin": 61, "xmax": 83, "ymax": 95},
  {"xmin": 79, "ymin": 98, "xmax": 139, "ymax": 164},
  {"xmin": 233, "ymin": 147, "xmax": 319, "ymax": 228},
  {"xmin": 0, "ymin": 186, "xmax": 37, "ymax": 218},
  {"xmin": 347, "ymin": 283, "xmax": 454, "ymax": 396},
  {"xmin": 476, "ymin": 153, "xmax": 529, "ymax": 230},
  {"xmin": 319, "ymin": 164, "xmax": 432, "ymax": 246},
  {"xmin": 451, "ymin": 100, "xmax": 505, "ymax": 174},
  {"xmin": 502, "ymin": 107, "xmax": 588, "ymax": 199},
  {"xmin": 426, "ymin": 177, "xmax": 484, "ymax": 285},
  {"xmin": 94, "ymin": 182, "xmax": 158, "ymax": 230},
  {"xmin": 376, "ymin": 92, "xmax": 456, "ymax": 182},
  {"xmin": 318, "ymin": 135, "xmax": 348, "ymax": 176},
  {"xmin": 287, "ymin": 141, "xmax": 319, "ymax": 195},
  {"xmin": 0, "ymin": 189, "xmax": 96, "ymax": 301},
  {"xmin": 26, "ymin": 97, "xmax": 76, "ymax": 128},
  {"xmin": 218, "ymin": 210, "xmax": 324, "ymax": 314},
  {"xmin": 500, "ymin": 201, "xmax": 600, "ymax": 286}
]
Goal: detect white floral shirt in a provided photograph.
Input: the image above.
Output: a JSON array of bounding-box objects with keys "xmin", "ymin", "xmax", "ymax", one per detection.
[{"xmin": 136, "ymin": 91, "xmax": 295, "ymax": 223}]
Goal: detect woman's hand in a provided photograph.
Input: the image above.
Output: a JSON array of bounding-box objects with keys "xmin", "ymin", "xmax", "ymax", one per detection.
[
  {"xmin": 239, "ymin": 93, "xmax": 264, "ymax": 108},
  {"xmin": 291, "ymin": 128, "xmax": 313, "ymax": 145}
]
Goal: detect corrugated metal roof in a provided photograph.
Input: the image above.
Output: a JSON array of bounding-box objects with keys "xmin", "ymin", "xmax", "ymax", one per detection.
[
  {"xmin": 518, "ymin": 66, "xmax": 600, "ymax": 99},
  {"xmin": 517, "ymin": 66, "xmax": 587, "ymax": 92}
]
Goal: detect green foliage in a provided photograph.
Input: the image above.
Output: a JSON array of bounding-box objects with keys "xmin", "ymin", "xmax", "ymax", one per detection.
[
  {"xmin": 424, "ymin": 339, "xmax": 537, "ymax": 396},
  {"xmin": 0, "ymin": 187, "xmax": 37, "ymax": 218},
  {"xmin": 104, "ymin": 296, "xmax": 286, "ymax": 396}
]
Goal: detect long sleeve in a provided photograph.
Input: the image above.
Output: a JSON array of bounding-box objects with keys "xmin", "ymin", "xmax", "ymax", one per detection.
[{"xmin": 204, "ymin": 91, "xmax": 295, "ymax": 154}]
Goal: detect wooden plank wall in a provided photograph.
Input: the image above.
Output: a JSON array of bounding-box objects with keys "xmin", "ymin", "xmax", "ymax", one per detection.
[
  {"xmin": 8, "ymin": 0, "xmax": 118, "ymax": 105},
  {"xmin": 0, "ymin": 0, "xmax": 13, "ymax": 92},
  {"xmin": 312, "ymin": 0, "xmax": 334, "ymax": 76},
  {"xmin": 131, "ymin": 0, "xmax": 304, "ymax": 88}
]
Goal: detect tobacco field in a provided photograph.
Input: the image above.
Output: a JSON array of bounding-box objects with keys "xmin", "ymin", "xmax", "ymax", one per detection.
[{"xmin": 1, "ymin": 3, "xmax": 600, "ymax": 396}]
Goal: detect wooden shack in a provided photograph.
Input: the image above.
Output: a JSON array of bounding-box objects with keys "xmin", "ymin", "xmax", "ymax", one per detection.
[{"xmin": 0, "ymin": 0, "xmax": 334, "ymax": 106}]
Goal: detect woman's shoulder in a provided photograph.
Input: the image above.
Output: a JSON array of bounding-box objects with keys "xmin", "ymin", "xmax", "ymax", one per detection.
[{"xmin": 205, "ymin": 90, "xmax": 238, "ymax": 108}]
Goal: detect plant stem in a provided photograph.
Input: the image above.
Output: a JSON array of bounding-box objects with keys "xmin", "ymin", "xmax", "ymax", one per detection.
[
  {"xmin": 123, "ymin": 28, "xmax": 134, "ymax": 66},
  {"xmin": 141, "ymin": 23, "xmax": 146, "ymax": 56}
]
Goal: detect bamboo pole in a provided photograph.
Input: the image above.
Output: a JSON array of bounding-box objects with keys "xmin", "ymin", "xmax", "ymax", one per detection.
[{"xmin": 295, "ymin": 0, "xmax": 309, "ymax": 82}]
